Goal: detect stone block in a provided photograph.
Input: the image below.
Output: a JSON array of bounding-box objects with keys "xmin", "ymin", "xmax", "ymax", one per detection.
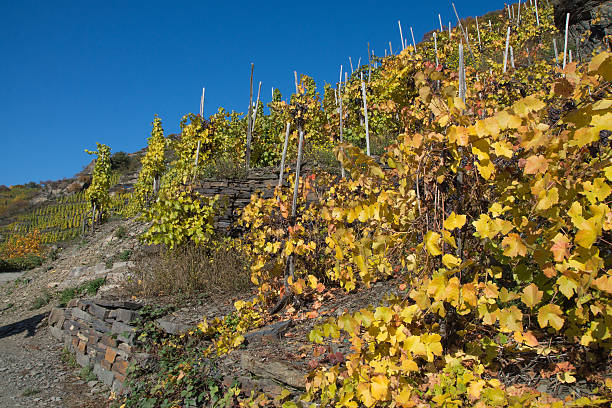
[
  {"xmin": 49, "ymin": 325, "xmax": 64, "ymax": 341},
  {"xmin": 101, "ymin": 359, "xmax": 113, "ymax": 371},
  {"xmin": 240, "ymin": 354, "xmax": 305, "ymax": 390},
  {"xmin": 95, "ymin": 300, "xmax": 142, "ymax": 310},
  {"xmin": 114, "ymin": 308, "xmax": 138, "ymax": 324},
  {"xmin": 88, "ymin": 303, "xmax": 109, "ymax": 320},
  {"xmin": 77, "ymin": 332, "xmax": 88, "ymax": 342},
  {"xmin": 112, "ymin": 378, "xmax": 126, "ymax": 395},
  {"xmin": 71, "ymin": 307, "xmax": 93, "ymax": 323},
  {"xmin": 112, "ymin": 321, "xmax": 136, "ymax": 344},
  {"xmin": 113, "ymin": 358, "xmax": 129, "ymax": 375},
  {"xmin": 77, "ymin": 341, "xmax": 87, "ymax": 354},
  {"xmin": 101, "ymin": 334, "xmax": 117, "ymax": 348},
  {"xmin": 155, "ymin": 318, "xmax": 190, "ymax": 335},
  {"xmin": 117, "ymin": 343, "xmax": 132, "ymax": 355},
  {"xmin": 48, "ymin": 307, "xmax": 64, "ymax": 326},
  {"xmin": 105, "ymin": 347, "xmax": 118, "ymax": 364},
  {"xmin": 76, "ymin": 352, "xmax": 89, "ymax": 368},
  {"xmin": 71, "ymin": 337, "xmax": 79, "ymax": 350},
  {"xmin": 93, "ymin": 363, "xmax": 115, "ymax": 386},
  {"xmin": 91, "ymin": 317, "xmax": 111, "ymax": 333}
]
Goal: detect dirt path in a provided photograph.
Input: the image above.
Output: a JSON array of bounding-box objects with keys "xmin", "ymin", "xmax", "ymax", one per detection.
[{"xmin": 0, "ymin": 309, "xmax": 111, "ymax": 407}]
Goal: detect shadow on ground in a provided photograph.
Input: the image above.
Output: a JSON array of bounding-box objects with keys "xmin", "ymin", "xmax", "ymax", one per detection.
[{"xmin": 0, "ymin": 313, "xmax": 47, "ymax": 340}]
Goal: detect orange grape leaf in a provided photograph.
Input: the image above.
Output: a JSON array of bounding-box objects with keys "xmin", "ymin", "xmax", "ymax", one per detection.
[
  {"xmin": 523, "ymin": 155, "xmax": 549, "ymax": 175},
  {"xmin": 502, "ymin": 233, "xmax": 527, "ymax": 257}
]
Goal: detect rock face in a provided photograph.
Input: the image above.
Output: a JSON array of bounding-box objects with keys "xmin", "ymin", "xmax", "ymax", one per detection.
[{"xmin": 553, "ymin": 0, "xmax": 611, "ymax": 59}]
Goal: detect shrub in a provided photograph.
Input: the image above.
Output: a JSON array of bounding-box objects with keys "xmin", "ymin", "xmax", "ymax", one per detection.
[
  {"xmin": 0, "ymin": 254, "xmax": 44, "ymax": 272},
  {"xmin": 126, "ymin": 240, "xmax": 251, "ymax": 298}
]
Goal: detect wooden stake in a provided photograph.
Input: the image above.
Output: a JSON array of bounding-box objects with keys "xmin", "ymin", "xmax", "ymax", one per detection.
[
  {"xmin": 553, "ymin": 38, "xmax": 559, "ymax": 64},
  {"xmin": 438, "ymin": 14, "xmax": 443, "ymax": 32},
  {"xmin": 338, "ymin": 82, "xmax": 345, "ymax": 179},
  {"xmin": 563, "ymin": 13, "xmax": 570, "ymax": 69},
  {"xmin": 245, "ymin": 63, "xmax": 254, "ymax": 169},
  {"xmin": 458, "ymin": 43, "xmax": 466, "ymax": 102},
  {"xmin": 535, "ymin": 0, "xmax": 540, "ymax": 26},
  {"xmin": 199, "ymin": 87, "xmax": 205, "ymax": 117},
  {"xmin": 476, "ymin": 16, "xmax": 481, "ymax": 45},
  {"xmin": 517, "ymin": 0, "xmax": 521, "ymax": 26},
  {"xmin": 452, "ymin": 3, "xmax": 474, "ymax": 59},
  {"xmin": 389, "ymin": 41, "xmax": 393, "ymax": 55},
  {"xmin": 193, "ymin": 140, "xmax": 201, "ymax": 183},
  {"xmin": 449, "ymin": 22, "xmax": 452, "ymax": 39},
  {"xmin": 291, "ymin": 128, "xmax": 305, "ymax": 218},
  {"xmin": 398, "ymin": 20, "xmax": 405, "ymax": 51},
  {"xmin": 349, "ymin": 56, "xmax": 354, "ymax": 74},
  {"xmin": 510, "ymin": 45, "xmax": 515, "ymax": 68},
  {"xmin": 434, "ymin": 32, "xmax": 439, "ymax": 68},
  {"xmin": 360, "ymin": 73, "xmax": 370, "ymax": 156},
  {"xmin": 503, "ymin": 26, "xmax": 511, "ymax": 73},
  {"xmin": 278, "ymin": 122, "xmax": 291, "ymax": 188},
  {"xmin": 251, "ymin": 81, "xmax": 262, "ymax": 131},
  {"xmin": 410, "ymin": 26, "xmax": 416, "ymax": 51}
]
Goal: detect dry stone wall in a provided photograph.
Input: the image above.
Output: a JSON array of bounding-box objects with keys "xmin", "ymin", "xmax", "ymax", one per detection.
[{"xmin": 47, "ymin": 299, "xmax": 189, "ymax": 394}]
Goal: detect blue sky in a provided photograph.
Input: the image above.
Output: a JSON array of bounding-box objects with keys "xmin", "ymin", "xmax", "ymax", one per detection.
[{"xmin": 0, "ymin": 0, "xmax": 500, "ymax": 186}]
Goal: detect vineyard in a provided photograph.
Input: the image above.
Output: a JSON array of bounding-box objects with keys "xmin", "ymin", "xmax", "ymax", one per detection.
[
  {"xmin": 0, "ymin": 172, "xmax": 127, "ymax": 245},
  {"xmin": 2, "ymin": 0, "xmax": 612, "ymax": 406}
]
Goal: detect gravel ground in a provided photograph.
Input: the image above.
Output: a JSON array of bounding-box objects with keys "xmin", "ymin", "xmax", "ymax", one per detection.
[{"xmin": 0, "ymin": 310, "xmax": 111, "ymax": 407}]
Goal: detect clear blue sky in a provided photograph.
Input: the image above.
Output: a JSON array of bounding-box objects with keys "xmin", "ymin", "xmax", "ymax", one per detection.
[{"xmin": 0, "ymin": 0, "xmax": 501, "ymax": 186}]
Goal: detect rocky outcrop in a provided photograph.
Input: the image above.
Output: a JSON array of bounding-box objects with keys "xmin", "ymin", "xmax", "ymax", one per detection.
[{"xmin": 553, "ymin": 0, "xmax": 611, "ymax": 59}]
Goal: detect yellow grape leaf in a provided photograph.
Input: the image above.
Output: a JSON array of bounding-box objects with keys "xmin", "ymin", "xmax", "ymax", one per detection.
[
  {"xmin": 538, "ymin": 304, "xmax": 564, "ymax": 331},
  {"xmin": 370, "ymin": 375, "xmax": 390, "ymax": 401},
  {"xmin": 581, "ymin": 178, "xmax": 612, "ymax": 204},
  {"xmin": 424, "ymin": 231, "xmax": 442, "ymax": 256},
  {"xmin": 484, "ymin": 116, "xmax": 501, "ymax": 138},
  {"xmin": 499, "ymin": 306, "xmax": 523, "ymax": 333},
  {"xmin": 502, "ymin": 233, "xmax": 527, "ymax": 258},
  {"xmin": 442, "ymin": 230, "xmax": 457, "ymax": 248},
  {"xmin": 467, "ymin": 380, "xmax": 486, "ymax": 401},
  {"xmin": 473, "ymin": 214, "xmax": 495, "ymax": 240},
  {"xmin": 492, "ymin": 218, "xmax": 514, "ymax": 236},
  {"xmin": 588, "ymin": 51, "xmax": 612, "ymax": 81},
  {"xmin": 357, "ymin": 382, "xmax": 375, "ymax": 408},
  {"xmin": 536, "ymin": 187, "xmax": 559, "ymax": 211},
  {"xmin": 395, "ymin": 386, "xmax": 413, "ymax": 407},
  {"xmin": 568, "ymin": 201, "xmax": 585, "ymax": 226},
  {"xmin": 492, "ymin": 141, "xmax": 514, "ymax": 158},
  {"xmin": 442, "ymin": 254, "xmax": 461, "ymax": 269},
  {"xmin": 476, "ymin": 159, "xmax": 495, "ymax": 180},
  {"xmin": 575, "ymin": 216, "xmax": 600, "ymax": 249},
  {"xmin": 557, "ymin": 372, "xmax": 577, "ymax": 384},
  {"xmin": 605, "ymin": 166, "xmax": 612, "ymax": 181},
  {"xmin": 444, "ymin": 212, "xmax": 467, "ymax": 230},
  {"xmin": 374, "ymin": 306, "xmax": 393, "ymax": 323},
  {"xmin": 513, "ymin": 96, "xmax": 546, "ymax": 117},
  {"xmin": 551, "ymin": 233, "xmax": 571, "ymax": 262},
  {"xmin": 307, "ymin": 274, "xmax": 318, "ymax": 289},
  {"xmin": 355, "ymin": 254, "xmax": 368, "ymax": 276},
  {"xmin": 605, "ymin": 377, "xmax": 612, "ymax": 390},
  {"xmin": 448, "ymin": 126, "xmax": 470, "ymax": 146},
  {"xmin": 521, "ymin": 283, "xmax": 543, "ymax": 308},
  {"xmin": 570, "ymin": 126, "xmax": 599, "ymax": 147},
  {"xmin": 495, "ymin": 110, "xmax": 522, "ymax": 129},
  {"xmin": 557, "ymin": 275, "xmax": 578, "ymax": 299},
  {"xmin": 523, "ymin": 155, "xmax": 549, "ymax": 174},
  {"xmin": 490, "ymin": 202, "xmax": 511, "ymax": 216}
]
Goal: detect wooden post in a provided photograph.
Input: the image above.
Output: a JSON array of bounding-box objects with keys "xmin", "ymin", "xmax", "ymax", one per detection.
[
  {"xmin": 338, "ymin": 82, "xmax": 345, "ymax": 178},
  {"xmin": 476, "ymin": 16, "xmax": 481, "ymax": 46},
  {"xmin": 553, "ymin": 38, "xmax": 559, "ymax": 64},
  {"xmin": 349, "ymin": 56, "xmax": 354, "ymax": 74},
  {"xmin": 91, "ymin": 203, "xmax": 96, "ymax": 232},
  {"xmin": 434, "ymin": 32, "xmax": 439, "ymax": 68},
  {"xmin": 192, "ymin": 140, "xmax": 201, "ymax": 183},
  {"xmin": 245, "ymin": 63, "xmax": 254, "ymax": 169},
  {"xmin": 251, "ymin": 81, "xmax": 262, "ymax": 131},
  {"xmin": 389, "ymin": 41, "xmax": 393, "ymax": 55},
  {"xmin": 507, "ymin": 4, "xmax": 511, "ymax": 20},
  {"xmin": 367, "ymin": 42, "xmax": 372, "ymax": 82},
  {"xmin": 535, "ymin": 0, "xmax": 540, "ymax": 26},
  {"xmin": 563, "ymin": 13, "xmax": 570, "ymax": 69},
  {"xmin": 458, "ymin": 43, "xmax": 466, "ymax": 102},
  {"xmin": 439, "ymin": 14, "xmax": 443, "ymax": 32},
  {"xmin": 356, "ymin": 57, "xmax": 361, "ymax": 70},
  {"xmin": 410, "ymin": 26, "xmax": 416, "ymax": 52},
  {"xmin": 278, "ymin": 122, "xmax": 291, "ymax": 188},
  {"xmin": 452, "ymin": 3, "xmax": 474, "ymax": 59},
  {"xmin": 449, "ymin": 22, "xmax": 452, "ymax": 40},
  {"xmin": 360, "ymin": 73, "xmax": 370, "ymax": 156},
  {"xmin": 398, "ymin": 20, "xmax": 405, "ymax": 51},
  {"xmin": 517, "ymin": 0, "xmax": 521, "ymax": 26},
  {"xmin": 510, "ymin": 45, "xmax": 515, "ymax": 68},
  {"xmin": 199, "ymin": 87, "xmax": 205, "ymax": 117},
  {"xmin": 504, "ymin": 26, "xmax": 511, "ymax": 73}
]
